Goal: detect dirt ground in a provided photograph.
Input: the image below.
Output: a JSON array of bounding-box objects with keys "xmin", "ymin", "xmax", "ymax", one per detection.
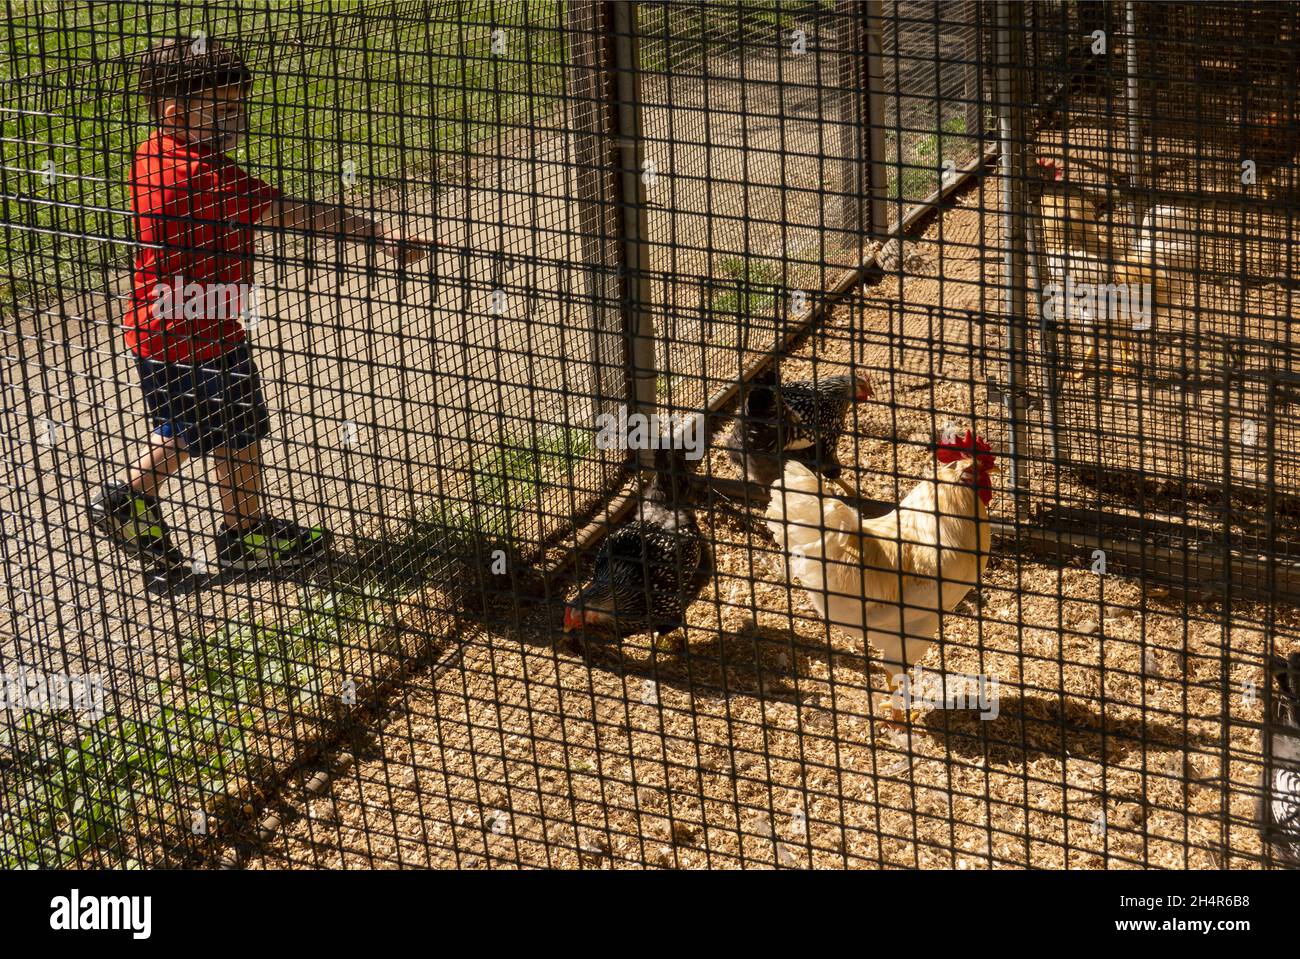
[
  {"xmin": 8, "ymin": 16, "xmax": 1298, "ymax": 869},
  {"xmin": 233, "ymin": 184, "xmax": 1300, "ymax": 870}
]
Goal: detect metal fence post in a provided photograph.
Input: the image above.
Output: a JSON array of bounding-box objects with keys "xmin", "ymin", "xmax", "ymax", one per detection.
[
  {"xmin": 963, "ymin": 0, "xmax": 982, "ymax": 140},
  {"xmin": 864, "ymin": 1, "xmax": 890, "ymax": 238},
  {"xmin": 609, "ymin": 1, "xmax": 658, "ymax": 467},
  {"xmin": 995, "ymin": 0, "xmax": 1031, "ymax": 520},
  {"xmin": 838, "ymin": 0, "xmax": 890, "ymax": 245},
  {"xmin": 569, "ymin": 2, "xmax": 624, "ymax": 429},
  {"xmin": 1124, "ymin": 2, "xmax": 1148, "ymax": 209}
]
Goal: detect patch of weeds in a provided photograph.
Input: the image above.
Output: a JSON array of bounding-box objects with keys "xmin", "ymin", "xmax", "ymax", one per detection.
[
  {"xmin": 890, "ymin": 115, "xmax": 973, "ymax": 201},
  {"xmin": 710, "ymin": 256, "xmax": 782, "ymax": 319},
  {"xmin": 345, "ymin": 426, "xmax": 592, "ymax": 594},
  {"xmin": 470, "ymin": 426, "xmax": 591, "ymax": 515},
  {"xmin": 0, "ymin": 588, "xmax": 381, "ymax": 868}
]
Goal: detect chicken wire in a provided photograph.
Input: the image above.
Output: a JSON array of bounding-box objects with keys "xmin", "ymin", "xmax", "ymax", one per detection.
[
  {"xmin": 986, "ymin": 2, "xmax": 1300, "ymax": 577},
  {"xmin": 1, "ymin": 0, "xmax": 626, "ymax": 866},
  {"xmin": 1, "ymin": 0, "xmax": 1297, "ymax": 874},
  {"xmin": 635, "ymin": 1, "xmax": 987, "ymax": 420}
]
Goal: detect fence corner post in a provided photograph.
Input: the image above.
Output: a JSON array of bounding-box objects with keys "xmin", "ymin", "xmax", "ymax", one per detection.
[
  {"xmin": 609, "ymin": 1, "xmax": 659, "ymax": 470},
  {"xmin": 994, "ymin": 0, "xmax": 1032, "ymax": 522},
  {"xmin": 838, "ymin": 0, "xmax": 890, "ymax": 248}
]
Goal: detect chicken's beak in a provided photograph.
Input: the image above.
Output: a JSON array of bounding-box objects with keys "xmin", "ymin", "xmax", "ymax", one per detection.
[
  {"xmin": 563, "ymin": 607, "xmax": 583, "ymax": 633},
  {"xmin": 855, "ymin": 375, "xmax": 875, "ymax": 401}
]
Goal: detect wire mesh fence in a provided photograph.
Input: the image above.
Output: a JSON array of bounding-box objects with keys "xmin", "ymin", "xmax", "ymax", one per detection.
[{"xmin": 1, "ymin": 1, "xmax": 1297, "ymax": 870}]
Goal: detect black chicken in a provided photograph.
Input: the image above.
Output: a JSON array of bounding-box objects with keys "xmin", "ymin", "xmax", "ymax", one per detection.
[
  {"xmin": 563, "ymin": 448, "xmax": 705, "ymax": 647},
  {"xmin": 1260, "ymin": 652, "xmax": 1300, "ymax": 867},
  {"xmin": 722, "ymin": 370, "xmax": 873, "ymax": 492}
]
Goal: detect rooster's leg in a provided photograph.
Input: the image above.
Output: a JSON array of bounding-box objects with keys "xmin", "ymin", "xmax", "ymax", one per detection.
[
  {"xmin": 1108, "ymin": 332, "xmax": 1135, "ymax": 376},
  {"xmin": 883, "ymin": 703, "xmax": 927, "ymax": 728},
  {"xmin": 878, "ymin": 699, "xmax": 928, "ymax": 739}
]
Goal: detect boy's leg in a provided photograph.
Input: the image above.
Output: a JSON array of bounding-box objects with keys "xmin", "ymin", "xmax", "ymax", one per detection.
[
  {"xmin": 90, "ymin": 433, "xmax": 190, "ymax": 568},
  {"xmin": 212, "ymin": 441, "xmax": 329, "ymax": 571},
  {"xmin": 211, "ymin": 441, "xmax": 262, "ymax": 529},
  {"xmin": 91, "ymin": 354, "xmax": 193, "ymax": 568},
  {"xmin": 127, "ymin": 434, "xmax": 190, "ymax": 498}
]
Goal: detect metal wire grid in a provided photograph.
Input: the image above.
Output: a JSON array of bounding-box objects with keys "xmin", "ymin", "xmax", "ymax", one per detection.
[
  {"xmin": 0, "ymin": 0, "xmax": 624, "ymax": 866},
  {"xmin": 995, "ymin": 3, "xmax": 1300, "ymax": 559},
  {"xmin": 879, "ymin": 1, "xmax": 985, "ymax": 213},
  {"xmin": 632, "ymin": 1, "xmax": 987, "ymax": 423},
  {"xmin": 0, "ymin": 1, "xmax": 1297, "ymax": 870},
  {"xmin": 230, "ymin": 291, "xmax": 1294, "ymax": 870},
  {"xmin": 630, "ymin": 2, "xmax": 847, "ymax": 423}
]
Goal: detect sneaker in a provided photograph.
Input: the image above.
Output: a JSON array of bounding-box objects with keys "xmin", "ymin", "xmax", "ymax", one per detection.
[
  {"xmin": 89, "ymin": 483, "xmax": 185, "ymax": 569},
  {"xmin": 215, "ymin": 518, "xmax": 330, "ymax": 571}
]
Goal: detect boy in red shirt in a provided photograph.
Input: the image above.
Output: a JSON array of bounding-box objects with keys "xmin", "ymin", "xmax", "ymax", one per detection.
[{"xmin": 91, "ymin": 37, "xmax": 429, "ymax": 575}]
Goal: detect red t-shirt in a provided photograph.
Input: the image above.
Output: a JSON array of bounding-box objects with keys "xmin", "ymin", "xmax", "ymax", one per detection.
[{"xmin": 126, "ymin": 131, "xmax": 280, "ymax": 362}]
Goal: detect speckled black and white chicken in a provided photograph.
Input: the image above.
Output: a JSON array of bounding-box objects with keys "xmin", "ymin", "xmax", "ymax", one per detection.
[
  {"xmin": 722, "ymin": 370, "xmax": 873, "ymax": 492},
  {"xmin": 563, "ymin": 448, "xmax": 705, "ymax": 646},
  {"xmin": 1260, "ymin": 652, "xmax": 1300, "ymax": 867}
]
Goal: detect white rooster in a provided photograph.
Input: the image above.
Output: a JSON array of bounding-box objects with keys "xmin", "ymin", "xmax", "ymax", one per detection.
[{"xmin": 765, "ymin": 430, "xmax": 998, "ymax": 725}]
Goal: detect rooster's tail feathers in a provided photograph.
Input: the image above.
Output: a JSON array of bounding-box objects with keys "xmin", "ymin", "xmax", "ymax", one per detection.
[
  {"xmin": 765, "ymin": 461, "xmax": 823, "ymax": 518},
  {"xmin": 764, "ymin": 461, "xmax": 825, "ymax": 548}
]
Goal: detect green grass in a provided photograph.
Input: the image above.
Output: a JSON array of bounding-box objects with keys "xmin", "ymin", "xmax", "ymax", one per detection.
[
  {"xmin": 346, "ymin": 425, "xmax": 592, "ymax": 593},
  {"xmin": 709, "ymin": 255, "xmax": 781, "ymax": 318},
  {"xmin": 639, "ymin": 1, "xmax": 832, "ymax": 73},
  {"xmin": 0, "ymin": 419, "xmax": 592, "ymax": 867},
  {"xmin": 0, "ymin": 0, "xmax": 566, "ymax": 311},
  {"xmin": 0, "ymin": 588, "xmax": 384, "ymax": 868},
  {"xmin": 434, "ymin": 425, "xmax": 592, "ymax": 546},
  {"xmin": 890, "ymin": 114, "xmax": 975, "ymax": 202}
]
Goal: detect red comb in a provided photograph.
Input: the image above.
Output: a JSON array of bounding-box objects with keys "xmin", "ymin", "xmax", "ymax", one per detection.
[
  {"xmin": 1036, "ymin": 157, "xmax": 1063, "ymax": 180},
  {"xmin": 936, "ymin": 429, "xmax": 996, "ymax": 468}
]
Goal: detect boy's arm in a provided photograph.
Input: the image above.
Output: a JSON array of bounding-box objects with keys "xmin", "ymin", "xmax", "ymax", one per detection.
[{"xmin": 260, "ymin": 197, "xmax": 432, "ymax": 264}]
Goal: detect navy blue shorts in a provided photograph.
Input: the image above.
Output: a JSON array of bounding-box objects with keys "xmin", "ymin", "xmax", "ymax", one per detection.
[{"xmin": 136, "ymin": 343, "xmax": 270, "ymax": 457}]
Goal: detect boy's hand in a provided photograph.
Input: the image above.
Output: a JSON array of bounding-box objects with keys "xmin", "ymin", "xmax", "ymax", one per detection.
[{"xmin": 381, "ymin": 233, "xmax": 434, "ymax": 265}]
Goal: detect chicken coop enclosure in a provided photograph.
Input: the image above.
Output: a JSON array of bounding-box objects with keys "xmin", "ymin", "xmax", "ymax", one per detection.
[{"xmin": 1, "ymin": 0, "xmax": 1298, "ymax": 870}]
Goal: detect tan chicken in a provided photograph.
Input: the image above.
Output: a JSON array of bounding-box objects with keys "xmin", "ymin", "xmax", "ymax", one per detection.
[
  {"xmin": 1034, "ymin": 158, "xmax": 1170, "ymax": 377},
  {"xmin": 765, "ymin": 430, "xmax": 998, "ymax": 727},
  {"xmin": 1048, "ymin": 247, "xmax": 1168, "ymax": 378},
  {"xmin": 1235, "ymin": 110, "xmax": 1299, "ymax": 196},
  {"xmin": 1033, "ymin": 158, "xmax": 1112, "ymax": 259}
]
